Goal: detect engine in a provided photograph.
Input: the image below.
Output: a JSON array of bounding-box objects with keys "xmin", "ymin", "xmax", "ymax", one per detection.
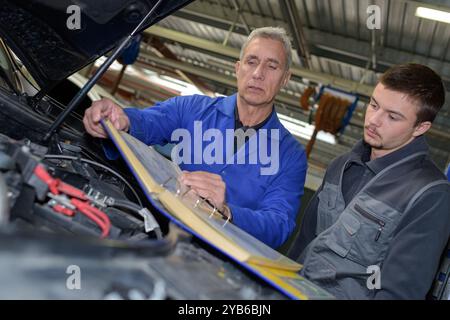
[
  {"xmin": 0, "ymin": 133, "xmax": 288, "ymax": 300},
  {"xmin": 0, "ymin": 133, "xmax": 162, "ymax": 241}
]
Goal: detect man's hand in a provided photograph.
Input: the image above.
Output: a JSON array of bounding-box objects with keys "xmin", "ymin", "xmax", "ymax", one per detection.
[
  {"xmin": 179, "ymin": 171, "xmax": 228, "ymax": 214},
  {"xmin": 83, "ymin": 98, "xmax": 130, "ymax": 138}
]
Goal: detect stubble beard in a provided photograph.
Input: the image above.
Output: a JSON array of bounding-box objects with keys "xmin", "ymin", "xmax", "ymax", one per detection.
[{"xmin": 364, "ymin": 132, "xmax": 384, "ymax": 150}]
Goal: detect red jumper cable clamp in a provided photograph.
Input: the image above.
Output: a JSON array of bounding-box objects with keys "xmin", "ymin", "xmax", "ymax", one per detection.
[{"xmin": 33, "ymin": 164, "xmax": 111, "ymax": 238}]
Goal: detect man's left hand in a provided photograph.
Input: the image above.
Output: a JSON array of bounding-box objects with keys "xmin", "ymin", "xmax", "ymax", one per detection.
[{"xmin": 179, "ymin": 171, "xmax": 226, "ymax": 213}]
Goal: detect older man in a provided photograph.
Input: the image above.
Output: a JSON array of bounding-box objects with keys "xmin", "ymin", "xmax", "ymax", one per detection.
[{"xmin": 83, "ymin": 27, "xmax": 307, "ymax": 248}]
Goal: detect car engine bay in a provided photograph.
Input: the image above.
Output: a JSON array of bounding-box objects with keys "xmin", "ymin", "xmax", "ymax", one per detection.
[{"xmin": 0, "ymin": 98, "xmax": 288, "ymax": 299}]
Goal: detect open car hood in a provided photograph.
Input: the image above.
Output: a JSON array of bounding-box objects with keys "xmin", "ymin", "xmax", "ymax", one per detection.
[{"xmin": 0, "ymin": 0, "xmax": 193, "ymax": 92}]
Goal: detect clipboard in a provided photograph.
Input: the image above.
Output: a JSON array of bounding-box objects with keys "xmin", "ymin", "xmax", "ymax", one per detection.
[{"xmin": 101, "ymin": 119, "xmax": 334, "ymax": 300}]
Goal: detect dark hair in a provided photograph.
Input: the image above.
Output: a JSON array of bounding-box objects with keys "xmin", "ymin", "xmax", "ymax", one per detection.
[{"xmin": 379, "ymin": 63, "xmax": 445, "ymax": 125}]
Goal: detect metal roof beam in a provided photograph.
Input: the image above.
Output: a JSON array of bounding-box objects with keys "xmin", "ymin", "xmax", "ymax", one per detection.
[
  {"xmin": 303, "ymin": 28, "xmax": 450, "ymax": 88},
  {"xmin": 172, "ymin": 9, "xmax": 248, "ymax": 35},
  {"xmin": 147, "ymin": 37, "xmax": 214, "ymax": 96},
  {"xmin": 279, "ymin": 0, "xmax": 312, "ymax": 69}
]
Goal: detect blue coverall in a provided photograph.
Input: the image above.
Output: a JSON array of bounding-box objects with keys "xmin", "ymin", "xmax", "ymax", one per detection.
[{"xmin": 107, "ymin": 94, "xmax": 307, "ymax": 248}]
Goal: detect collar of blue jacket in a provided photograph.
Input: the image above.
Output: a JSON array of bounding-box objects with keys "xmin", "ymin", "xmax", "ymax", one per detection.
[{"xmin": 213, "ymin": 93, "xmax": 286, "ymax": 141}]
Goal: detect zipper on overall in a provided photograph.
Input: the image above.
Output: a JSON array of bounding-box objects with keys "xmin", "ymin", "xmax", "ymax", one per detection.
[{"xmin": 354, "ymin": 203, "xmax": 386, "ymax": 241}]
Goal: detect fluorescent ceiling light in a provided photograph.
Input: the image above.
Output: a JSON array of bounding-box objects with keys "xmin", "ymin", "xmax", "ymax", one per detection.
[{"xmin": 415, "ymin": 7, "xmax": 450, "ymax": 24}]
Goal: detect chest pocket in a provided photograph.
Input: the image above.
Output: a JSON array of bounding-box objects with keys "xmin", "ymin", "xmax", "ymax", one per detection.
[
  {"xmin": 324, "ymin": 198, "xmax": 398, "ymax": 267},
  {"xmin": 316, "ymin": 182, "xmax": 344, "ymax": 235}
]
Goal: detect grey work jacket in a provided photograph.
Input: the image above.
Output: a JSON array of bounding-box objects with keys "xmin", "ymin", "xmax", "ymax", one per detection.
[{"xmin": 289, "ymin": 138, "xmax": 450, "ymax": 299}]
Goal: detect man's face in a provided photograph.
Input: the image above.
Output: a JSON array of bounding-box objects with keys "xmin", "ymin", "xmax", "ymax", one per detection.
[
  {"xmin": 235, "ymin": 37, "xmax": 291, "ymax": 108},
  {"xmin": 364, "ymin": 83, "xmax": 429, "ymax": 155}
]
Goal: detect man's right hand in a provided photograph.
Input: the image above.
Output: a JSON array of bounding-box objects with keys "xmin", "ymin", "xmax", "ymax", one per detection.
[{"xmin": 83, "ymin": 98, "xmax": 130, "ymax": 138}]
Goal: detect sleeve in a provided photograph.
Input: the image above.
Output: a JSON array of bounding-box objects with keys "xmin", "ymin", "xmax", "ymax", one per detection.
[
  {"xmin": 373, "ymin": 184, "xmax": 450, "ymax": 299},
  {"xmin": 287, "ymin": 155, "xmax": 346, "ymax": 261},
  {"xmin": 124, "ymin": 95, "xmax": 191, "ymax": 145},
  {"xmin": 228, "ymin": 148, "xmax": 307, "ymax": 249},
  {"xmin": 287, "ymin": 183, "xmax": 322, "ymax": 261},
  {"xmin": 101, "ymin": 95, "xmax": 195, "ymax": 160}
]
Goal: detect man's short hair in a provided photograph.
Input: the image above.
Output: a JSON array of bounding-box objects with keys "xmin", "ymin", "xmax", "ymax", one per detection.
[
  {"xmin": 239, "ymin": 27, "xmax": 292, "ymax": 71},
  {"xmin": 379, "ymin": 63, "xmax": 445, "ymax": 125}
]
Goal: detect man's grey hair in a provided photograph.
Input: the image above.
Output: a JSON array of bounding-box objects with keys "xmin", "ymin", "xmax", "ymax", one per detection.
[{"xmin": 239, "ymin": 27, "xmax": 292, "ymax": 71}]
